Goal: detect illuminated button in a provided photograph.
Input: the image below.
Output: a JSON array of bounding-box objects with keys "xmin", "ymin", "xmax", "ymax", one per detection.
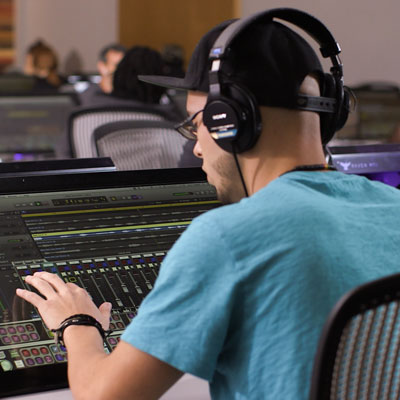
[
  {"xmin": 15, "ymin": 360, "xmax": 24, "ymax": 369},
  {"xmin": 1, "ymin": 337, "xmax": 11, "ymax": 344},
  {"xmin": 21, "ymin": 334, "xmax": 30, "ymax": 342},
  {"xmin": 26, "ymin": 324, "xmax": 35, "ymax": 332},
  {"xmin": 116, "ymin": 322, "xmax": 124, "ymax": 329},
  {"xmin": 7, "ymin": 327, "xmax": 16, "ymax": 334},
  {"xmin": 30, "ymin": 333, "xmax": 39, "ymax": 340},
  {"xmin": 55, "ymin": 354, "xmax": 64, "ymax": 362},
  {"xmin": 108, "ymin": 338, "xmax": 117, "ymax": 345},
  {"xmin": 0, "ymin": 328, "xmax": 6, "ymax": 335},
  {"xmin": 21, "ymin": 349, "xmax": 30, "ymax": 357},
  {"xmin": 1, "ymin": 360, "xmax": 13, "ymax": 371},
  {"xmin": 50, "ymin": 345, "xmax": 59, "ymax": 353},
  {"xmin": 44, "ymin": 356, "xmax": 53, "ymax": 364},
  {"xmin": 26, "ymin": 358, "xmax": 35, "ymax": 366},
  {"xmin": 127, "ymin": 313, "xmax": 135, "ymax": 319},
  {"xmin": 31, "ymin": 348, "xmax": 40, "ymax": 356},
  {"xmin": 60, "ymin": 345, "xmax": 66, "ymax": 352},
  {"xmin": 40, "ymin": 347, "xmax": 49, "ymax": 355},
  {"xmin": 109, "ymin": 323, "xmax": 115, "ymax": 330},
  {"xmin": 112, "ymin": 314, "xmax": 120, "ymax": 321},
  {"xmin": 17, "ymin": 326, "xmax": 26, "ymax": 333},
  {"xmin": 12, "ymin": 335, "xmax": 21, "ymax": 343},
  {"xmin": 35, "ymin": 357, "xmax": 44, "ymax": 365}
]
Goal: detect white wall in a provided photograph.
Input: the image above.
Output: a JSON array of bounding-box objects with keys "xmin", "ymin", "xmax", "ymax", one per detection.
[
  {"xmin": 12, "ymin": 0, "xmax": 400, "ymax": 86},
  {"xmin": 241, "ymin": 0, "xmax": 400, "ymax": 87},
  {"xmin": 14, "ymin": 0, "xmax": 118, "ymax": 74}
]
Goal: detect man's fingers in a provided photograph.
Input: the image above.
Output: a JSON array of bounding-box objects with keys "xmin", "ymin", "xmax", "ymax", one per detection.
[
  {"xmin": 99, "ymin": 302, "xmax": 112, "ymax": 330},
  {"xmin": 24, "ymin": 274, "xmax": 60, "ymax": 299},
  {"xmin": 33, "ymin": 271, "xmax": 69, "ymax": 292},
  {"xmin": 16, "ymin": 288, "xmax": 45, "ymax": 309}
]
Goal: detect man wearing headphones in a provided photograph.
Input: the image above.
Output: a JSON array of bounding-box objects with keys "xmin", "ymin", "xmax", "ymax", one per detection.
[{"xmin": 16, "ymin": 9, "xmax": 400, "ymax": 399}]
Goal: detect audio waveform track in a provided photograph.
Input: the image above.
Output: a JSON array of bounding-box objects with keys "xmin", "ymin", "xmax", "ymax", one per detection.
[{"xmin": 22, "ymin": 200, "xmax": 218, "ymax": 261}]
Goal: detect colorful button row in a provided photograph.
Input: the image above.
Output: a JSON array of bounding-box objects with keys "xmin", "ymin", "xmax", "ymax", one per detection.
[
  {"xmin": 1, "ymin": 332, "xmax": 39, "ymax": 344},
  {"xmin": 0, "ymin": 324, "xmax": 35, "ymax": 335},
  {"xmin": 20, "ymin": 347, "xmax": 49, "ymax": 357}
]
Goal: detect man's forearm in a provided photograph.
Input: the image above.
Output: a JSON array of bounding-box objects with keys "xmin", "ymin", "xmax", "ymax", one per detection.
[{"xmin": 63, "ymin": 325, "xmax": 110, "ymax": 400}]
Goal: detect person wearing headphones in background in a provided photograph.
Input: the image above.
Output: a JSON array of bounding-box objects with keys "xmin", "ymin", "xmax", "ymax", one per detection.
[{"xmin": 16, "ymin": 8, "xmax": 400, "ymax": 400}]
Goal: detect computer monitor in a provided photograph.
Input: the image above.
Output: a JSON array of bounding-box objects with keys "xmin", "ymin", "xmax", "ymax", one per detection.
[
  {"xmin": 0, "ymin": 93, "xmax": 79, "ymax": 162},
  {"xmin": 332, "ymin": 83, "xmax": 400, "ymax": 145},
  {"xmin": 0, "ymin": 157, "xmax": 116, "ymax": 178},
  {"xmin": 326, "ymin": 143, "xmax": 400, "ymax": 189},
  {"xmin": 0, "ymin": 168, "xmax": 219, "ymax": 397}
]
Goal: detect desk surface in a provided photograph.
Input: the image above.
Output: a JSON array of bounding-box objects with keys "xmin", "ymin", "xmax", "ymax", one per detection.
[{"xmin": 3, "ymin": 374, "xmax": 210, "ymax": 400}]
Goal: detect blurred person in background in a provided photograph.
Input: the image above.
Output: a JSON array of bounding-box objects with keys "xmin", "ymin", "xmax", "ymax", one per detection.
[
  {"xmin": 23, "ymin": 39, "xmax": 65, "ymax": 92},
  {"xmin": 79, "ymin": 43, "xmax": 126, "ymax": 105}
]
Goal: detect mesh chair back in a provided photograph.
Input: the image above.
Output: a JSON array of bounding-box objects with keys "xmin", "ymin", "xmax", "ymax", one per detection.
[
  {"xmin": 94, "ymin": 120, "xmax": 187, "ymax": 170},
  {"xmin": 310, "ymin": 273, "xmax": 400, "ymax": 400},
  {"xmin": 68, "ymin": 106, "xmax": 169, "ymax": 158}
]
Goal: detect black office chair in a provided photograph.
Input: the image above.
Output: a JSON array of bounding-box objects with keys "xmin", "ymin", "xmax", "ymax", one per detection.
[
  {"xmin": 309, "ymin": 273, "xmax": 400, "ymax": 400},
  {"xmin": 94, "ymin": 120, "xmax": 187, "ymax": 170}
]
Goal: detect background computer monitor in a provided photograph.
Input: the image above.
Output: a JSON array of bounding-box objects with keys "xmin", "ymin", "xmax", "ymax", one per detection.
[
  {"xmin": 327, "ymin": 143, "xmax": 400, "ymax": 189},
  {"xmin": 0, "ymin": 93, "xmax": 79, "ymax": 162}
]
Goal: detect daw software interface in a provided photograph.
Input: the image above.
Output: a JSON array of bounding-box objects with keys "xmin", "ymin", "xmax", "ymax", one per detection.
[{"xmin": 0, "ymin": 169, "xmax": 219, "ymax": 396}]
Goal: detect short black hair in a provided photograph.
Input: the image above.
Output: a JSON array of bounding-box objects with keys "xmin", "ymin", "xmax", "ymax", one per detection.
[
  {"xmin": 98, "ymin": 43, "xmax": 127, "ymax": 62},
  {"xmin": 112, "ymin": 46, "xmax": 166, "ymax": 104}
]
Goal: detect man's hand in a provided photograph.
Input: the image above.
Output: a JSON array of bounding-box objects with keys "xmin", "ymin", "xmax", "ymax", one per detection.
[{"xmin": 16, "ymin": 272, "xmax": 111, "ymax": 331}]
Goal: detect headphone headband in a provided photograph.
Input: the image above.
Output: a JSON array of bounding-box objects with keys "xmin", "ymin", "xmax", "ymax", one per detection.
[{"xmin": 210, "ymin": 8, "xmax": 341, "ymax": 63}]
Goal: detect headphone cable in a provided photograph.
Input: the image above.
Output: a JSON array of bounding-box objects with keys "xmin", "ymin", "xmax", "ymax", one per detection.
[{"xmin": 232, "ymin": 145, "xmax": 249, "ymax": 198}]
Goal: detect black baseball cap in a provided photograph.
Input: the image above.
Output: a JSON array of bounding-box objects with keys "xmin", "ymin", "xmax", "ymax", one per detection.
[{"xmin": 139, "ymin": 17, "xmax": 324, "ymax": 108}]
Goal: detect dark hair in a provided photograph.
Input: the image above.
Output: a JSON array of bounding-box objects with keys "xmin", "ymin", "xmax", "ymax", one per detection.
[
  {"xmin": 112, "ymin": 46, "xmax": 166, "ymax": 104},
  {"xmin": 98, "ymin": 43, "xmax": 127, "ymax": 62},
  {"xmin": 27, "ymin": 39, "xmax": 58, "ymax": 71}
]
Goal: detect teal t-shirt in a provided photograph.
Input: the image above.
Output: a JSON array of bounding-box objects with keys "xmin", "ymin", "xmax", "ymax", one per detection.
[{"xmin": 121, "ymin": 171, "xmax": 400, "ymax": 399}]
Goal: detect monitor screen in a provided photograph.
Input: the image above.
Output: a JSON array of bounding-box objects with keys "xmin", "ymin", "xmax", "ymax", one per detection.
[
  {"xmin": 327, "ymin": 143, "xmax": 400, "ymax": 189},
  {"xmin": 332, "ymin": 84, "xmax": 400, "ymax": 145},
  {"xmin": 0, "ymin": 168, "xmax": 219, "ymax": 396},
  {"xmin": 0, "ymin": 94, "xmax": 79, "ymax": 162}
]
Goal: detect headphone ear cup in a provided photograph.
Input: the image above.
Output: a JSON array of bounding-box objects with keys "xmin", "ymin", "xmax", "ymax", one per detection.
[
  {"xmin": 203, "ymin": 97, "xmax": 241, "ymax": 153},
  {"xmin": 203, "ymin": 84, "xmax": 262, "ymax": 153}
]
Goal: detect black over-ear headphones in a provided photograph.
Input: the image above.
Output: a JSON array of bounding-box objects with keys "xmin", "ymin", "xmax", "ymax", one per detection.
[{"xmin": 202, "ymin": 8, "xmax": 350, "ymax": 153}]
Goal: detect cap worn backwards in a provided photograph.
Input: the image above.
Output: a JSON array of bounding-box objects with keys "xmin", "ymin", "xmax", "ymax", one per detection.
[{"xmin": 138, "ymin": 17, "xmax": 323, "ymax": 109}]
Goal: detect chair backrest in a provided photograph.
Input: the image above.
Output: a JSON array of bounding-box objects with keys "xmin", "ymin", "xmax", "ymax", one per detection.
[
  {"xmin": 309, "ymin": 273, "xmax": 400, "ymax": 400},
  {"xmin": 68, "ymin": 105, "xmax": 172, "ymax": 158},
  {"xmin": 94, "ymin": 120, "xmax": 187, "ymax": 170}
]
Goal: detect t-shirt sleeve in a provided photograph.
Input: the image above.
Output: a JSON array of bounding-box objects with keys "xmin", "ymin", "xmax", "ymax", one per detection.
[{"xmin": 121, "ymin": 215, "xmax": 236, "ymax": 380}]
